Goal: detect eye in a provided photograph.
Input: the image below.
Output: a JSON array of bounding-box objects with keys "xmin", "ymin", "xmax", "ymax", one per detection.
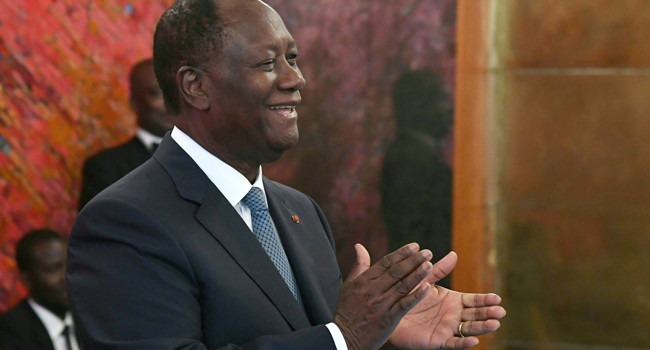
[
  {"xmin": 287, "ymin": 53, "xmax": 298, "ymax": 66},
  {"xmin": 258, "ymin": 59, "xmax": 275, "ymax": 71}
]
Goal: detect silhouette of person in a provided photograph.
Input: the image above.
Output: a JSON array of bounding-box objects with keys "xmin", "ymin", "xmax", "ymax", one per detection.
[{"xmin": 381, "ymin": 70, "xmax": 454, "ymax": 288}]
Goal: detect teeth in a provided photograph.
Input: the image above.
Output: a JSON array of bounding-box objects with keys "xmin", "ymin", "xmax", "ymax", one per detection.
[{"xmin": 269, "ymin": 106, "xmax": 294, "ymax": 110}]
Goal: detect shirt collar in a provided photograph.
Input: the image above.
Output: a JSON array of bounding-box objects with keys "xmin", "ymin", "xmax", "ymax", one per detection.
[
  {"xmin": 135, "ymin": 128, "xmax": 163, "ymax": 151},
  {"xmin": 27, "ymin": 298, "xmax": 74, "ymax": 339},
  {"xmin": 170, "ymin": 126, "xmax": 267, "ymax": 207}
]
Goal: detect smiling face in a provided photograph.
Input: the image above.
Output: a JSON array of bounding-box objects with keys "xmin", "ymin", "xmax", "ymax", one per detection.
[{"xmin": 191, "ymin": 0, "xmax": 306, "ymax": 169}]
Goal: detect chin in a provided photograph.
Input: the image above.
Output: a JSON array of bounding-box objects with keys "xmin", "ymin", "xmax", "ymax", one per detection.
[{"xmin": 263, "ymin": 138, "xmax": 298, "ymax": 163}]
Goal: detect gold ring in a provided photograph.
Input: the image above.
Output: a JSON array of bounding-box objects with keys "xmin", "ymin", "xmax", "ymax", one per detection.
[{"xmin": 459, "ymin": 322, "xmax": 466, "ymax": 338}]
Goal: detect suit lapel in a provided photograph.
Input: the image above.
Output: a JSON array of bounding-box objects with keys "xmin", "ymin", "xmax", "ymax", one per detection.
[
  {"xmin": 23, "ymin": 301, "xmax": 56, "ymax": 350},
  {"xmin": 264, "ymin": 179, "xmax": 335, "ymax": 325},
  {"xmin": 154, "ymin": 136, "xmax": 311, "ymax": 331}
]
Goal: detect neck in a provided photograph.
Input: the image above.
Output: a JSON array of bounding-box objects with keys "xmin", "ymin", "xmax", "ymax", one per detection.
[
  {"xmin": 214, "ymin": 150, "xmax": 260, "ymax": 184},
  {"xmin": 49, "ymin": 307, "xmax": 68, "ymax": 321},
  {"xmin": 32, "ymin": 299, "xmax": 68, "ymax": 320},
  {"xmin": 175, "ymin": 122, "xmax": 261, "ymax": 183},
  {"xmin": 138, "ymin": 124, "xmax": 166, "ymax": 138}
]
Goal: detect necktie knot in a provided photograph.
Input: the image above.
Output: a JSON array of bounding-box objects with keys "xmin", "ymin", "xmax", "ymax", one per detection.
[{"xmin": 241, "ymin": 187, "xmax": 267, "ymax": 212}]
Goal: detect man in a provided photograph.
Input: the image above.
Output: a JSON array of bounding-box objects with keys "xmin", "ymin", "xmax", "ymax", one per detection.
[
  {"xmin": 382, "ymin": 71, "xmax": 454, "ymax": 289},
  {"xmin": 0, "ymin": 229, "xmax": 79, "ymax": 350},
  {"xmin": 67, "ymin": 1, "xmax": 505, "ymax": 349},
  {"xmin": 78, "ymin": 58, "xmax": 174, "ymax": 209}
]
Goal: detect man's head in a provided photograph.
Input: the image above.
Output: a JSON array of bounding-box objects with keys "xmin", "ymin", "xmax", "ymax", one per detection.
[
  {"xmin": 16, "ymin": 229, "xmax": 69, "ymax": 317},
  {"xmin": 392, "ymin": 70, "xmax": 452, "ymax": 139},
  {"xmin": 130, "ymin": 59, "xmax": 174, "ymax": 137},
  {"xmin": 153, "ymin": 0, "xmax": 306, "ymax": 172}
]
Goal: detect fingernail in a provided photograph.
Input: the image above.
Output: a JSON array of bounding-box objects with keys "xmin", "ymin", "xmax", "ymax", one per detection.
[
  {"xmin": 408, "ymin": 243, "xmax": 418, "ymax": 251},
  {"xmin": 421, "ymin": 250, "xmax": 432, "ymax": 260}
]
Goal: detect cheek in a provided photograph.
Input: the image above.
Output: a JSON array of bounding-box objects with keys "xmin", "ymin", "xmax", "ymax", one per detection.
[
  {"xmin": 148, "ymin": 96, "xmax": 166, "ymax": 112},
  {"xmin": 264, "ymin": 115, "xmax": 299, "ymax": 146}
]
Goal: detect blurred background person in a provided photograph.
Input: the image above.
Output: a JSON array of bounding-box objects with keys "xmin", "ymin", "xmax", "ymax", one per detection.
[
  {"xmin": 381, "ymin": 70, "xmax": 453, "ymax": 289},
  {"xmin": 78, "ymin": 58, "xmax": 174, "ymax": 209},
  {"xmin": 0, "ymin": 229, "xmax": 79, "ymax": 350}
]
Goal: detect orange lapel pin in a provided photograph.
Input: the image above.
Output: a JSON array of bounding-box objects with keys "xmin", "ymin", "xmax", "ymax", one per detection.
[{"xmin": 291, "ymin": 215, "xmax": 300, "ymax": 223}]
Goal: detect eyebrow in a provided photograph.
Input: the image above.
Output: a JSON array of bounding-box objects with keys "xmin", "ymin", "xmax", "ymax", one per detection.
[{"xmin": 256, "ymin": 38, "xmax": 297, "ymax": 52}]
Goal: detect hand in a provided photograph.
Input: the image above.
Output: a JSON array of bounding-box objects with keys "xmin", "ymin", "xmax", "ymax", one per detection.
[
  {"xmin": 333, "ymin": 243, "xmax": 434, "ymax": 350},
  {"xmin": 390, "ymin": 252, "xmax": 506, "ymax": 349}
]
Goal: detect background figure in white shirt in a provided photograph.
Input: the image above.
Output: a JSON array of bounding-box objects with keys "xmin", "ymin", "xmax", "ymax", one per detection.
[
  {"xmin": 0, "ymin": 229, "xmax": 80, "ymax": 350},
  {"xmin": 78, "ymin": 58, "xmax": 174, "ymax": 209}
]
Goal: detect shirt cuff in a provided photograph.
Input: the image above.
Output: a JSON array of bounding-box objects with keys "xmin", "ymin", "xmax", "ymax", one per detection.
[{"xmin": 325, "ymin": 322, "xmax": 348, "ymax": 350}]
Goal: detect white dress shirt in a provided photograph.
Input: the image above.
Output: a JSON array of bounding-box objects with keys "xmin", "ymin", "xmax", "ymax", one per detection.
[
  {"xmin": 27, "ymin": 299, "xmax": 80, "ymax": 350},
  {"xmin": 171, "ymin": 127, "xmax": 348, "ymax": 350},
  {"xmin": 135, "ymin": 128, "xmax": 163, "ymax": 152}
]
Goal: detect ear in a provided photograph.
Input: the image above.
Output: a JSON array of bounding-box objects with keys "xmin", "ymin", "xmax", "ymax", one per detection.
[{"xmin": 177, "ymin": 66, "xmax": 210, "ymax": 111}]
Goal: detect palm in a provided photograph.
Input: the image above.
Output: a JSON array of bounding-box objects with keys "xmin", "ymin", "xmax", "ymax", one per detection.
[
  {"xmin": 391, "ymin": 287, "xmax": 464, "ymax": 348},
  {"xmin": 389, "ymin": 252, "xmax": 505, "ymax": 349}
]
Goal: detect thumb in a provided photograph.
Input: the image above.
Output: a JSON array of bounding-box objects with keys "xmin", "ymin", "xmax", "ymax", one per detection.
[
  {"xmin": 345, "ymin": 244, "xmax": 371, "ymax": 282},
  {"xmin": 423, "ymin": 251, "xmax": 458, "ymax": 285}
]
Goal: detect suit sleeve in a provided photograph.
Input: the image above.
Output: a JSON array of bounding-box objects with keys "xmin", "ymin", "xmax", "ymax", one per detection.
[{"xmin": 67, "ymin": 198, "xmax": 336, "ymax": 350}]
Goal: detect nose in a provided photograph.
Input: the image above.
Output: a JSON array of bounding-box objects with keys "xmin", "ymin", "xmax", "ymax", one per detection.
[{"xmin": 278, "ymin": 61, "xmax": 306, "ymax": 92}]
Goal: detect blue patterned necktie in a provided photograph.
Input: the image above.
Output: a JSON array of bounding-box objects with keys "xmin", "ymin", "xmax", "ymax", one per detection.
[{"xmin": 241, "ymin": 187, "xmax": 304, "ymax": 308}]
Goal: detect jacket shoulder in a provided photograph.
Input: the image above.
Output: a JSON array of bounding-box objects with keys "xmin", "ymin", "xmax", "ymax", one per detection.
[{"xmin": 84, "ymin": 137, "xmax": 146, "ymax": 166}]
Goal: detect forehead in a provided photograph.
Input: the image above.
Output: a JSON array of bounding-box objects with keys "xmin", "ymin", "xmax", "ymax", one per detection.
[
  {"xmin": 31, "ymin": 240, "xmax": 66, "ymax": 266},
  {"xmin": 219, "ymin": 0, "xmax": 295, "ymax": 52}
]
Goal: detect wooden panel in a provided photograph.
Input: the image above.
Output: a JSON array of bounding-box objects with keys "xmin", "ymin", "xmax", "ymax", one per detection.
[{"xmin": 508, "ymin": 0, "xmax": 650, "ymax": 68}]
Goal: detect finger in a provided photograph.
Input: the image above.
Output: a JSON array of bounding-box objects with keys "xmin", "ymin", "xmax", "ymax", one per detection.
[
  {"xmin": 375, "ymin": 249, "xmax": 433, "ymax": 291},
  {"xmin": 458, "ymin": 320, "xmax": 501, "ymax": 337},
  {"xmin": 388, "ymin": 260, "xmax": 433, "ymax": 301},
  {"xmin": 461, "ymin": 293, "xmax": 502, "ymax": 308},
  {"xmin": 422, "ymin": 251, "xmax": 457, "ymax": 285},
  {"xmin": 461, "ymin": 306, "xmax": 506, "ymax": 321},
  {"xmin": 389, "ymin": 282, "xmax": 430, "ymax": 320},
  {"xmin": 458, "ymin": 319, "xmax": 501, "ymax": 337},
  {"xmin": 363, "ymin": 243, "xmax": 419, "ymax": 280},
  {"xmin": 345, "ymin": 244, "xmax": 371, "ymax": 282},
  {"xmin": 443, "ymin": 335, "xmax": 480, "ymax": 350}
]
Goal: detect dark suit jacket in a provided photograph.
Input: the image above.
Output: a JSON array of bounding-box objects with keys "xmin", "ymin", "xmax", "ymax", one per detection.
[
  {"xmin": 79, "ymin": 136, "xmax": 153, "ymax": 209},
  {"xmin": 67, "ymin": 135, "xmax": 343, "ymax": 350},
  {"xmin": 381, "ymin": 130, "xmax": 452, "ymax": 288},
  {"xmin": 0, "ymin": 300, "xmax": 55, "ymax": 350}
]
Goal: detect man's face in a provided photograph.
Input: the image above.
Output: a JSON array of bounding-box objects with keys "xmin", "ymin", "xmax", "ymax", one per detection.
[
  {"xmin": 22, "ymin": 239, "xmax": 69, "ymax": 314},
  {"xmin": 200, "ymin": 0, "xmax": 306, "ymax": 164},
  {"xmin": 131, "ymin": 63, "xmax": 174, "ymax": 137}
]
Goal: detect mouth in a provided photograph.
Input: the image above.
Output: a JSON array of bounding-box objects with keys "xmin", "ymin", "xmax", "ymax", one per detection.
[{"xmin": 267, "ymin": 105, "xmax": 297, "ymax": 118}]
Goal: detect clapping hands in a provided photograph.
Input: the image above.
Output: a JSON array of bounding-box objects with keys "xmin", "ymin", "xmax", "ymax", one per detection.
[{"xmin": 334, "ymin": 244, "xmax": 505, "ymax": 350}]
